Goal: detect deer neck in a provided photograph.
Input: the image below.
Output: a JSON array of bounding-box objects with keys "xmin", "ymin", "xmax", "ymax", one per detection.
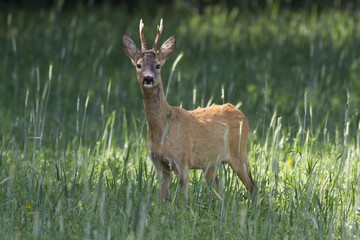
[{"xmin": 141, "ymin": 80, "xmax": 171, "ymax": 134}]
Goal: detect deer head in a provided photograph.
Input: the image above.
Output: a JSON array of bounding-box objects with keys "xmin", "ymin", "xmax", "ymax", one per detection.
[{"xmin": 123, "ymin": 19, "xmax": 176, "ymax": 89}]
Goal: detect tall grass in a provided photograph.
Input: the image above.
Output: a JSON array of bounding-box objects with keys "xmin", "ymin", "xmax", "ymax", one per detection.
[{"xmin": 0, "ymin": 5, "xmax": 359, "ymax": 239}]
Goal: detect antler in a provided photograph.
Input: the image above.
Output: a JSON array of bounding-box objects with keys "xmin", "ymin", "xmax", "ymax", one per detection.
[
  {"xmin": 152, "ymin": 18, "xmax": 163, "ymax": 50},
  {"xmin": 139, "ymin": 19, "xmax": 147, "ymax": 51}
]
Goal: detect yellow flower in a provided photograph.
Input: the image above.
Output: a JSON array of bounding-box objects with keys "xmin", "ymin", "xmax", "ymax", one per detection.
[
  {"xmin": 97, "ymin": 164, "xmax": 102, "ymax": 168},
  {"xmin": 17, "ymin": 231, "xmax": 21, "ymax": 237},
  {"xmin": 25, "ymin": 203, "xmax": 31, "ymax": 210},
  {"xmin": 288, "ymin": 155, "xmax": 293, "ymax": 164},
  {"xmin": 77, "ymin": 201, "xmax": 83, "ymax": 207}
]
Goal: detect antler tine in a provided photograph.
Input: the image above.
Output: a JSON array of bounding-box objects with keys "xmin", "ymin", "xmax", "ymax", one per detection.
[
  {"xmin": 139, "ymin": 19, "xmax": 147, "ymax": 51},
  {"xmin": 153, "ymin": 18, "xmax": 163, "ymax": 50}
]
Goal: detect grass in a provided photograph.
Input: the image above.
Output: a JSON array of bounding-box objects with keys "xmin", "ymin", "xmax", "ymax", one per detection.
[{"xmin": 0, "ymin": 4, "xmax": 360, "ymax": 239}]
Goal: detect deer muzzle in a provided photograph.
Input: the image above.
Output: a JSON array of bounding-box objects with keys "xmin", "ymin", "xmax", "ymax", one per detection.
[{"xmin": 143, "ymin": 76, "xmax": 154, "ymax": 88}]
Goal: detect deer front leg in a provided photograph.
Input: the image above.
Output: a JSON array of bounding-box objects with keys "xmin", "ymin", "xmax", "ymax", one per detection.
[
  {"xmin": 203, "ymin": 167, "xmax": 219, "ymax": 193},
  {"xmin": 178, "ymin": 170, "xmax": 188, "ymax": 188},
  {"xmin": 173, "ymin": 165, "xmax": 189, "ymax": 200},
  {"xmin": 160, "ymin": 169, "xmax": 171, "ymax": 202},
  {"xmin": 150, "ymin": 154, "xmax": 171, "ymax": 202}
]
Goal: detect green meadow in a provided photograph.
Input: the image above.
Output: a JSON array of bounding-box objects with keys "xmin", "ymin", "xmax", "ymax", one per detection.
[{"xmin": 0, "ymin": 4, "xmax": 359, "ymax": 239}]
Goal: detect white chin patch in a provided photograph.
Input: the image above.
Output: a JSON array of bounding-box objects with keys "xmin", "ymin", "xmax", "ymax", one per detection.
[{"xmin": 144, "ymin": 83, "xmax": 153, "ymax": 88}]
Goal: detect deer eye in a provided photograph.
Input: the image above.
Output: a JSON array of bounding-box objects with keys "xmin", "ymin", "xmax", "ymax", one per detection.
[
  {"xmin": 137, "ymin": 64, "xmax": 142, "ymax": 69},
  {"xmin": 155, "ymin": 64, "xmax": 161, "ymax": 70}
]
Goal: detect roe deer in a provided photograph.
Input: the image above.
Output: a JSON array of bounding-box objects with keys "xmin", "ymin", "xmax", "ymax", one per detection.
[{"xmin": 123, "ymin": 19, "xmax": 256, "ymax": 202}]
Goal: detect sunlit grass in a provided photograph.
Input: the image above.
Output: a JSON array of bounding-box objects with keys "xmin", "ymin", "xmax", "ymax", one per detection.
[{"xmin": 0, "ymin": 5, "xmax": 359, "ymax": 239}]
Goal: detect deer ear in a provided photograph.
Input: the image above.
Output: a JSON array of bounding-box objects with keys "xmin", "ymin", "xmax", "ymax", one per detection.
[
  {"xmin": 158, "ymin": 35, "xmax": 176, "ymax": 63},
  {"xmin": 123, "ymin": 35, "xmax": 139, "ymax": 65}
]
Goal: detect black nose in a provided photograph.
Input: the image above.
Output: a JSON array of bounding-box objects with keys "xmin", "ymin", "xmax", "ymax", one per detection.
[{"xmin": 143, "ymin": 76, "xmax": 154, "ymax": 85}]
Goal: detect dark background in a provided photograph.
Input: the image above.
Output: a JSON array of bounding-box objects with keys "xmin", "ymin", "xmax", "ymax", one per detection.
[{"xmin": 1, "ymin": 0, "xmax": 359, "ymax": 12}]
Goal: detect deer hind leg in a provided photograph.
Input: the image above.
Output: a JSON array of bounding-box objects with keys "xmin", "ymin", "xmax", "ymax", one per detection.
[{"xmin": 229, "ymin": 152, "xmax": 256, "ymax": 193}]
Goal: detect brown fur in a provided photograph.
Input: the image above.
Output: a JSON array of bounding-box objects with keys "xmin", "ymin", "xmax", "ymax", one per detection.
[{"xmin": 123, "ymin": 19, "xmax": 256, "ymax": 201}]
